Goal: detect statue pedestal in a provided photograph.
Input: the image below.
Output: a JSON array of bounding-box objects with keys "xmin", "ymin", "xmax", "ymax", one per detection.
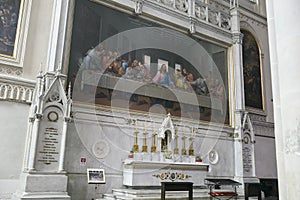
[{"xmin": 123, "ymin": 159, "xmax": 209, "ymax": 187}]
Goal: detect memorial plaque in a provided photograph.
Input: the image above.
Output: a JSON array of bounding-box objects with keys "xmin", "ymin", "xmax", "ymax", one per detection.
[
  {"xmin": 242, "ymin": 134, "xmax": 253, "ymax": 176},
  {"xmin": 35, "ymin": 107, "xmax": 63, "ymax": 171},
  {"xmin": 243, "ymin": 147, "xmax": 252, "ymax": 173}
]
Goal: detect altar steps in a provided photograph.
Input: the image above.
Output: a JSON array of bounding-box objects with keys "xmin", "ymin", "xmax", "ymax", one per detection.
[{"xmin": 99, "ymin": 188, "xmax": 244, "ymax": 200}]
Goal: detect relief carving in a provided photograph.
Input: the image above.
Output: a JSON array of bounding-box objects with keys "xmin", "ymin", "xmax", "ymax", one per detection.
[{"xmin": 0, "ymin": 65, "xmax": 22, "ymax": 76}]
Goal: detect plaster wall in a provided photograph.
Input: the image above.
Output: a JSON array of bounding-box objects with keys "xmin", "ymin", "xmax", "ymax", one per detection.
[
  {"xmin": 266, "ymin": 0, "xmax": 300, "ymax": 198},
  {"xmin": 0, "ymin": 102, "xmax": 30, "ymax": 197},
  {"xmin": 254, "ymin": 136, "xmax": 277, "ymax": 178},
  {"xmin": 22, "ymin": 0, "xmax": 54, "ymax": 79}
]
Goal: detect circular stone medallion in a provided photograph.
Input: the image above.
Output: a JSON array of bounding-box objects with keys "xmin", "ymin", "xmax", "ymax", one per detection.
[
  {"xmin": 208, "ymin": 150, "xmax": 219, "ymax": 165},
  {"xmin": 92, "ymin": 140, "xmax": 110, "ymax": 159}
]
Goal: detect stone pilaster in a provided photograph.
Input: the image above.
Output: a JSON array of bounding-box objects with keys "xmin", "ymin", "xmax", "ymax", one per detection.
[
  {"xmin": 230, "ymin": 6, "xmax": 244, "ymax": 186},
  {"xmin": 230, "ymin": 5, "xmax": 260, "ymax": 191},
  {"xmin": 266, "ymin": 0, "xmax": 300, "ymax": 199}
]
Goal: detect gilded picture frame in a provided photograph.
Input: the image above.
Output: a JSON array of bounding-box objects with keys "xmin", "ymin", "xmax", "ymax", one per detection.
[
  {"xmin": 241, "ymin": 29, "xmax": 264, "ymax": 110},
  {"xmin": 0, "ymin": 0, "xmax": 31, "ymax": 68},
  {"xmin": 0, "ymin": 0, "xmax": 23, "ymax": 57}
]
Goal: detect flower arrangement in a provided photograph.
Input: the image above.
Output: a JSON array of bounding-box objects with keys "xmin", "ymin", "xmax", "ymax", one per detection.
[
  {"xmin": 196, "ymin": 155, "xmax": 202, "ymax": 162},
  {"xmin": 128, "ymin": 150, "xmax": 134, "ymax": 159}
]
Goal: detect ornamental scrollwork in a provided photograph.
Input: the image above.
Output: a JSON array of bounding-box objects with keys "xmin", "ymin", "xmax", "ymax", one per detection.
[
  {"xmin": 208, "ymin": 9, "xmax": 219, "ymax": 26},
  {"xmin": 153, "ymin": 171, "xmax": 192, "ymax": 181},
  {"xmin": 161, "ymin": 0, "xmax": 173, "ymax": 6},
  {"xmin": 195, "ymin": 5, "xmax": 206, "ymax": 20},
  {"xmin": 175, "ymin": 0, "xmax": 188, "ymax": 13},
  {"xmin": 220, "ymin": 13, "xmax": 231, "ymax": 30}
]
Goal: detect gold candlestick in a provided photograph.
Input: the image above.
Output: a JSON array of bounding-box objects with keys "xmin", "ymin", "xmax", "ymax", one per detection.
[
  {"xmin": 174, "ymin": 125, "xmax": 179, "ymax": 154},
  {"xmin": 151, "ymin": 122, "xmax": 157, "ymax": 152},
  {"xmin": 189, "ymin": 139, "xmax": 194, "ymax": 156},
  {"xmin": 142, "ymin": 122, "xmax": 148, "ymax": 152},
  {"xmin": 189, "ymin": 127, "xmax": 195, "ymax": 156},
  {"xmin": 181, "ymin": 127, "xmax": 187, "ymax": 155},
  {"xmin": 133, "ymin": 120, "xmax": 139, "ymax": 152}
]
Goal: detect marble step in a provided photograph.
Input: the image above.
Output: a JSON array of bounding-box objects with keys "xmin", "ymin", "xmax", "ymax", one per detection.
[
  {"xmin": 98, "ymin": 188, "xmax": 244, "ymax": 200},
  {"xmin": 101, "ymin": 188, "xmax": 208, "ymax": 200},
  {"xmin": 112, "ymin": 188, "xmax": 208, "ymax": 197},
  {"xmin": 101, "ymin": 194, "xmax": 244, "ymax": 200}
]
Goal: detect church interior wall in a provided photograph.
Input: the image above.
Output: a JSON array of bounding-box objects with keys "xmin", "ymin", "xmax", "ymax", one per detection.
[
  {"xmin": 22, "ymin": 0, "xmax": 54, "ymax": 79},
  {"xmin": 64, "ymin": 105, "xmax": 235, "ymax": 199},
  {"xmin": 254, "ymin": 136, "xmax": 277, "ymax": 178},
  {"xmin": 0, "ymin": 0, "xmax": 280, "ymax": 199},
  {"xmin": 0, "ymin": 102, "xmax": 30, "ymax": 198},
  {"xmin": 0, "ymin": 1, "xmax": 54, "ymax": 198},
  {"xmin": 240, "ymin": 8, "xmax": 277, "ymax": 182}
]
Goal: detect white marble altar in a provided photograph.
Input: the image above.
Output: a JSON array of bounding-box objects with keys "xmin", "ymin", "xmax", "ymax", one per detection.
[{"xmin": 123, "ymin": 159, "xmax": 209, "ymax": 187}]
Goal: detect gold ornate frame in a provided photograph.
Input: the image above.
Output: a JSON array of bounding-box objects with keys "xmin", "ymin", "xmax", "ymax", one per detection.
[{"xmin": 0, "ymin": 0, "xmax": 31, "ymax": 68}]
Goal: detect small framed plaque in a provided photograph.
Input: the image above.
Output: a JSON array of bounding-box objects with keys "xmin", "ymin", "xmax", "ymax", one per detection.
[{"xmin": 87, "ymin": 168, "xmax": 105, "ymax": 184}]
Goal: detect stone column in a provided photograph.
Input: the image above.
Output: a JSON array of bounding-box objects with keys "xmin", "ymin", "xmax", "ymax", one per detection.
[
  {"xmin": 230, "ymin": 6, "xmax": 245, "ymax": 187},
  {"xmin": 266, "ymin": 0, "xmax": 300, "ymax": 199}
]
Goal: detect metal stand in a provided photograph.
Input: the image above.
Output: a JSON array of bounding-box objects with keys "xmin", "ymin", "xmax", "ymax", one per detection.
[
  {"xmin": 205, "ymin": 179, "xmax": 241, "ymax": 200},
  {"xmin": 161, "ymin": 182, "xmax": 193, "ymax": 200}
]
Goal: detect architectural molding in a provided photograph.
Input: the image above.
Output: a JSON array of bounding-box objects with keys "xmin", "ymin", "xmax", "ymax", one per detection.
[
  {"xmin": 96, "ymin": 0, "xmax": 232, "ymax": 41},
  {"xmin": 252, "ymin": 121, "xmax": 274, "ymax": 138},
  {"xmin": 0, "ymin": 74, "xmax": 35, "ymax": 103},
  {"xmin": 0, "ymin": 65, "xmax": 23, "ymax": 76},
  {"xmin": 248, "ymin": 111, "xmax": 266, "ymax": 122},
  {"xmin": 72, "ymin": 102, "xmax": 234, "ymax": 140},
  {"xmin": 240, "ymin": 8, "xmax": 267, "ymax": 29}
]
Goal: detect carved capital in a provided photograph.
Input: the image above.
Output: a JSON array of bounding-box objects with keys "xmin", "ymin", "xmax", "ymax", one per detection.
[{"xmin": 232, "ymin": 32, "xmax": 243, "ymax": 44}]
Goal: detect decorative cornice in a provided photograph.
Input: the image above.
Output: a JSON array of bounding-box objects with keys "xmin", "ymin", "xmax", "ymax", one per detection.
[
  {"xmin": 207, "ymin": 0, "xmax": 231, "ymax": 12},
  {"xmin": 240, "ymin": 9, "xmax": 268, "ymax": 29},
  {"xmin": 252, "ymin": 121, "xmax": 274, "ymax": 138},
  {"xmin": 143, "ymin": 0, "xmax": 232, "ymax": 37},
  {"xmin": 0, "ymin": 74, "xmax": 35, "ymax": 103},
  {"xmin": 90, "ymin": 0, "xmax": 232, "ymax": 44},
  {"xmin": 249, "ymin": 112, "xmax": 266, "ymax": 122},
  {"xmin": 0, "ymin": 65, "xmax": 23, "ymax": 76}
]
